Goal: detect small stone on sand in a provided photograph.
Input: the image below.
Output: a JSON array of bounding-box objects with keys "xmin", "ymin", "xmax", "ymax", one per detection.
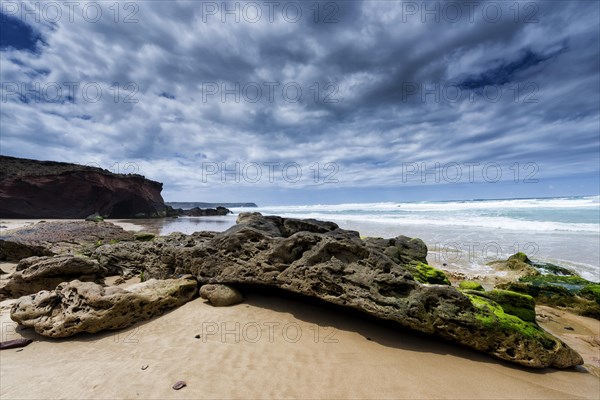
[{"xmin": 172, "ymin": 381, "xmax": 186, "ymax": 390}]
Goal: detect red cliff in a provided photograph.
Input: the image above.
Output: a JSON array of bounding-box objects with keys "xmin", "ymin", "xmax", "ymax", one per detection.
[{"xmin": 0, "ymin": 156, "xmax": 166, "ymax": 218}]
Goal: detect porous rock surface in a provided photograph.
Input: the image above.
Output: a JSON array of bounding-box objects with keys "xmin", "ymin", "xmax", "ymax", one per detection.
[
  {"xmin": 0, "ymin": 255, "xmax": 107, "ymax": 299},
  {"xmin": 91, "ymin": 213, "xmax": 583, "ymax": 368},
  {"xmin": 0, "ymin": 221, "xmax": 134, "ymax": 261},
  {"xmin": 10, "ymin": 276, "xmax": 198, "ymax": 337},
  {"xmin": 199, "ymin": 284, "xmax": 244, "ymax": 306}
]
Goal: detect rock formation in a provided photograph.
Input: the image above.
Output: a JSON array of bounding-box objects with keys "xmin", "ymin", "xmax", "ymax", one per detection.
[
  {"xmin": 183, "ymin": 206, "xmax": 231, "ymax": 216},
  {"xmin": 200, "ymin": 284, "xmax": 244, "ymax": 306},
  {"xmin": 90, "ymin": 213, "xmax": 583, "ymax": 368},
  {"xmin": 0, "ymin": 155, "xmax": 166, "ymax": 218},
  {"xmin": 0, "ymin": 255, "xmax": 108, "ymax": 299},
  {"xmin": 10, "ymin": 276, "xmax": 198, "ymax": 337},
  {"xmin": 498, "ymin": 275, "xmax": 600, "ymax": 319},
  {"xmin": 0, "ymin": 220, "xmax": 135, "ymax": 261}
]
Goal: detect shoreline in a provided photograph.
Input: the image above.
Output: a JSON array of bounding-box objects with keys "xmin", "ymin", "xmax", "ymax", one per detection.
[
  {"xmin": 1, "ymin": 216, "xmax": 599, "ymax": 398},
  {"xmin": 2, "ymin": 216, "xmax": 598, "ymax": 284}
]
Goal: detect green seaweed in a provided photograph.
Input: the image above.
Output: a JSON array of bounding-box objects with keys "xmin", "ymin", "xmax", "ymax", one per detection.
[
  {"xmin": 519, "ymin": 274, "xmax": 592, "ymax": 292},
  {"xmin": 509, "ymin": 252, "xmax": 531, "ymax": 264},
  {"xmin": 410, "ymin": 262, "xmax": 450, "ymax": 285},
  {"xmin": 466, "ymin": 293, "xmax": 555, "ymax": 349},
  {"xmin": 475, "ymin": 289, "xmax": 536, "ymax": 322},
  {"xmin": 580, "ymin": 284, "xmax": 600, "ymax": 304},
  {"xmin": 504, "ymin": 252, "xmax": 540, "ymax": 275},
  {"xmin": 498, "ymin": 280, "xmax": 600, "ymax": 319},
  {"xmin": 459, "ymin": 281, "xmax": 485, "ymax": 291}
]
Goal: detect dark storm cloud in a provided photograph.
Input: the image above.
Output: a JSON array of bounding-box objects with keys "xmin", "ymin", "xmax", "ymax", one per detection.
[{"xmin": 0, "ymin": 0, "xmax": 598, "ymax": 197}]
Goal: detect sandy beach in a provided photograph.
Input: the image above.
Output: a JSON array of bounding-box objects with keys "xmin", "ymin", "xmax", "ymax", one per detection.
[
  {"xmin": 1, "ymin": 218, "xmax": 599, "ymax": 399},
  {"xmin": 1, "ymin": 219, "xmax": 146, "ymax": 233},
  {"xmin": 1, "ymin": 262, "xmax": 599, "ymax": 400}
]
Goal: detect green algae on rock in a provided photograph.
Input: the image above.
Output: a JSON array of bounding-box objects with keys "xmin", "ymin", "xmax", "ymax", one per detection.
[
  {"xmin": 465, "ymin": 293, "xmax": 557, "ymax": 351},
  {"xmin": 509, "ymin": 252, "xmax": 531, "ymax": 264},
  {"xmin": 498, "ymin": 274, "xmax": 600, "ymax": 319},
  {"xmin": 469, "ymin": 289, "xmax": 537, "ymax": 322},
  {"xmin": 580, "ymin": 284, "xmax": 600, "ymax": 304},
  {"xmin": 458, "ymin": 281, "xmax": 485, "ymax": 291},
  {"xmin": 487, "ymin": 252, "xmax": 539, "ymax": 278},
  {"xmin": 408, "ymin": 262, "xmax": 451, "ymax": 285}
]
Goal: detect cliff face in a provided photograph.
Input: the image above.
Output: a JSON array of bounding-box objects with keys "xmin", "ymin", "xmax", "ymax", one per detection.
[{"xmin": 0, "ymin": 156, "xmax": 166, "ymax": 218}]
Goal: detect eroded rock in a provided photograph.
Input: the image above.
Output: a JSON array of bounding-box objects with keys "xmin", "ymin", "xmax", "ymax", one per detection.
[
  {"xmin": 0, "ymin": 221, "xmax": 135, "ymax": 261},
  {"xmin": 94, "ymin": 231, "xmax": 215, "ymax": 278},
  {"xmin": 200, "ymin": 284, "xmax": 243, "ymax": 306},
  {"xmin": 90, "ymin": 213, "xmax": 583, "ymax": 368},
  {"xmin": 1, "ymin": 255, "xmax": 107, "ymax": 299},
  {"xmin": 10, "ymin": 276, "xmax": 198, "ymax": 337},
  {"xmin": 176, "ymin": 214, "xmax": 582, "ymax": 368}
]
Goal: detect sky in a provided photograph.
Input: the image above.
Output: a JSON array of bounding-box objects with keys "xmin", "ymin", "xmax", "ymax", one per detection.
[{"xmin": 1, "ymin": 0, "xmax": 599, "ymax": 205}]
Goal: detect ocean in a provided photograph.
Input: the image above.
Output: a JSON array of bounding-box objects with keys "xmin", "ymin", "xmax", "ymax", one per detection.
[{"xmin": 140, "ymin": 196, "xmax": 600, "ymax": 282}]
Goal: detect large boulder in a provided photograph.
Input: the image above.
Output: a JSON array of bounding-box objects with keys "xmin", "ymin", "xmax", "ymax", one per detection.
[
  {"xmin": 0, "ymin": 155, "xmax": 166, "ymax": 218},
  {"xmin": 0, "ymin": 221, "xmax": 135, "ymax": 261},
  {"xmin": 89, "ymin": 213, "xmax": 584, "ymax": 368},
  {"xmin": 0, "ymin": 239, "xmax": 54, "ymax": 261},
  {"xmin": 187, "ymin": 215, "xmax": 585, "ymax": 367},
  {"xmin": 94, "ymin": 231, "xmax": 216, "ymax": 278},
  {"xmin": 498, "ymin": 275, "xmax": 600, "ymax": 319},
  {"xmin": 0, "ymin": 255, "xmax": 107, "ymax": 299},
  {"xmin": 10, "ymin": 276, "xmax": 198, "ymax": 337},
  {"xmin": 486, "ymin": 252, "xmax": 540, "ymax": 277}
]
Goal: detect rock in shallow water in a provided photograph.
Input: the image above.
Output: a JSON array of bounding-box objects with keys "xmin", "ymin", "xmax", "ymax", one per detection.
[{"xmin": 10, "ymin": 276, "xmax": 198, "ymax": 337}]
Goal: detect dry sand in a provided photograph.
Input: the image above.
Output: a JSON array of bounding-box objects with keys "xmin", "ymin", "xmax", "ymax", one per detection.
[
  {"xmin": 1, "ymin": 220, "xmax": 599, "ymax": 399},
  {"xmin": 1, "ymin": 282, "xmax": 599, "ymax": 400}
]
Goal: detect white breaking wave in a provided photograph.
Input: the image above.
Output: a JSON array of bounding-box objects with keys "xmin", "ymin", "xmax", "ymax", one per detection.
[
  {"xmin": 241, "ymin": 212, "xmax": 598, "ymax": 233},
  {"xmin": 246, "ymin": 195, "xmax": 600, "ymax": 213},
  {"xmin": 235, "ymin": 196, "xmax": 599, "ymax": 233}
]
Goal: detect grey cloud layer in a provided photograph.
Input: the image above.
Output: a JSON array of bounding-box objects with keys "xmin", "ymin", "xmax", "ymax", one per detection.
[{"xmin": 1, "ymin": 0, "xmax": 598, "ymax": 197}]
